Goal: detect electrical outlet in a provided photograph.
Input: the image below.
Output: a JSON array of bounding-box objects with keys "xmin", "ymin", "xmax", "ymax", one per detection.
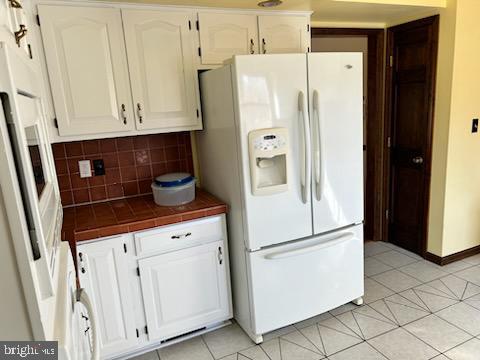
[
  {"xmin": 78, "ymin": 160, "xmax": 92, "ymax": 178},
  {"xmin": 472, "ymin": 118, "xmax": 479, "ymax": 133},
  {"xmin": 93, "ymin": 159, "xmax": 105, "ymax": 176}
]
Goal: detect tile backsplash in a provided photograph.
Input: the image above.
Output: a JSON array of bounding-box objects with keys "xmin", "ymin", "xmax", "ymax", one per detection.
[{"xmin": 52, "ymin": 132, "xmax": 194, "ymax": 207}]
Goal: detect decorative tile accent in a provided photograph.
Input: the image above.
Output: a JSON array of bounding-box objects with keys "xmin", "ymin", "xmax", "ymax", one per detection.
[{"xmin": 53, "ymin": 133, "xmax": 194, "ymax": 206}]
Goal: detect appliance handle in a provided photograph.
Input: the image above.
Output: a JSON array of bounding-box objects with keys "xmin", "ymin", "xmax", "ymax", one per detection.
[
  {"xmin": 312, "ymin": 89, "xmax": 324, "ymax": 201},
  {"xmin": 298, "ymin": 90, "xmax": 311, "ymax": 204},
  {"xmin": 77, "ymin": 288, "xmax": 100, "ymax": 360},
  {"xmin": 265, "ymin": 232, "xmax": 353, "ymax": 260}
]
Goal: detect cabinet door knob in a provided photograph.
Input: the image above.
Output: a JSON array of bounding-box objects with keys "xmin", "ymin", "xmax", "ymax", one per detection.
[
  {"xmin": 262, "ymin": 38, "xmax": 267, "ymax": 54},
  {"xmin": 8, "ymin": 0, "xmax": 22, "ymax": 8},
  {"xmin": 137, "ymin": 103, "xmax": 143, "ymax": 124},
  {"xmin": 121, "ymin": 104, "xmax": 127, "ymax": 125},
  {"xmin": 250, "ymin": 39, "xmax": 255, "ymax": 54}
]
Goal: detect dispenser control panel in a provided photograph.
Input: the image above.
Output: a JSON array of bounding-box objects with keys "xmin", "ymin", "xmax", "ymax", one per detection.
[
  {"xmin": 253, "ymin": 134, "xmax": 287, "ymax": 151},
  {"xmin": 248, "ymin": 128, "xmax": 289, "ymax": 196}
]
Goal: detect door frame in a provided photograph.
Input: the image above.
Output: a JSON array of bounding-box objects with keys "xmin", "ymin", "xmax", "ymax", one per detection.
[
  {"xmin": 383, "ymin": 15, "xmax": 439, "ymax": 255},
  {"xmin": 311, "ymin": 28, "xmax": 385, "ymax": 242}
]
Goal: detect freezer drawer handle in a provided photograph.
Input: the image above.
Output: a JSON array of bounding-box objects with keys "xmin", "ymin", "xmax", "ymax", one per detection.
[
  {"xmin": 264, "ymin": 233, "xmax": 353, "ymax": 260},
  {"xmin": 312, "ymin": 89, "xmax": 324, "ymax": 201},
  {"xmin": 298, "ymin": 91, "xmax": 312, "ymax": 204}
]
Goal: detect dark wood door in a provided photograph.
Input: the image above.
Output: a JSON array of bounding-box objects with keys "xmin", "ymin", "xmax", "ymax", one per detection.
[{"xmin": 386, "ymin": 16, "xmax": 439, "ymax": 255}]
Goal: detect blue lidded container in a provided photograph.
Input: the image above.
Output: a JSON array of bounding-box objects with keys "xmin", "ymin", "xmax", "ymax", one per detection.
[{"xmin": 151, "ymin": 172, "xmax": 196, "ymax": 206}]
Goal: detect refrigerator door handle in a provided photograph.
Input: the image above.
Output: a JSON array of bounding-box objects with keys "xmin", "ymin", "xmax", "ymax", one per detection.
[
  {"xmin": 298, "ymin": 91, "xmax": 311, "ymax": 204},
  {"xmin": 312, "ymin": 89, "xmax": 323, "ymax": 201},
  {"xmin": 264, "ymin": 232, "xmax": 353, "ymax": 260}
]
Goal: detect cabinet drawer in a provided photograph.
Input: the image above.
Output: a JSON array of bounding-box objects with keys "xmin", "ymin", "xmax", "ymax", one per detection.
[{"xmin": 134, "ymin": 215, "xmax": 225, "ymax": 257}]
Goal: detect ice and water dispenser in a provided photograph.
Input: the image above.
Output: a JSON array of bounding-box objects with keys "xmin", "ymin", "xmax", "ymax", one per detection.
[{"xmin": 248, "ymin": 128, "xmax": 288, "ymax": 196}]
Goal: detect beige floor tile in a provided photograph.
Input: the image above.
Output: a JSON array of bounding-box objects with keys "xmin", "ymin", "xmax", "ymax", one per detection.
[
  {"xmin": 202, "ymin": 324, "xmax": 254, "ymax": 359},
  {"xmin": 436, "ymin": 302, "xmax": 480, "ymax": 336},
  {"xmin": 373, "ymin": 251, "xmax": 419, "ymax": 268},
  {"xmin": 372, "ymin": 270, "xmax": 422, "ymax": 293},
  {"xmin": 445, "ymin": 338, "xmax": 480, "ymax": 360},
  {"xmin": 158, "ymin": 336, "xmax": 213, "ymax": 360},
  {"xmin": 328, "ymin": 342, "xmax": 387, "ymax": 360}
]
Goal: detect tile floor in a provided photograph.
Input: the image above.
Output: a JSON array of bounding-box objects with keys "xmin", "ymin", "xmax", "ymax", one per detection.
[{"xmin": 132, "ymin": 242, "xmax": 480, "ymax": 360}]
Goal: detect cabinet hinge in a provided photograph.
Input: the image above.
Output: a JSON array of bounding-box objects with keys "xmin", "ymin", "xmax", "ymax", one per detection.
[
  {"xmin": 188, "ymin": 20, "xmax": 192, "ymax": 30},
  {"xmin": 196, "ymin": 109, "xmax": 199, "ymax": 118},
  {"xmin": 123, "ymin": 243, "xmax": 127, "ymax": 253},
  {"xmin": 53, "ymin": 118, "xmax": 58, "ymax": 129},
  {"xmin": 36, "ymin": 14, "xmax": 40, "ymax": 26},
  {"xmin": 198, "ymin": 47, "xmax": 202, "ymax": 57},
  {"xmin": 386, "ymin": 209, "xmax": 389, "ymax": 220},
  {"xmin": 307, "ymin": 24, "xmax": 310, "ymax": 32},
  {"xmin": 387, "ymin": 136, "xmax": 391, "ymax": 148},
  {"xmin": 145, "ymin": 325, "xmax": 149, "ymax": 335},
  {"xmin": 307, "ymin": 46, "xmax": 310, "ymax": 53},
  {"xmin": 136, "ymin": 267, "xmax": 140, "ymax": 276},
  {"xmin": 196, "ymin": 20, "xmax": 199, "ymax": 31},
  {"xmin": 389, "ymin": 55, "xmax": 393, "ymax": 67},
  {"xmin": 27, "ymin": 44, "xmax": 32, "ymax": 59},
  {"xmin": 136, "ymin": 328, "xmax": 139, "ymax": 338}
]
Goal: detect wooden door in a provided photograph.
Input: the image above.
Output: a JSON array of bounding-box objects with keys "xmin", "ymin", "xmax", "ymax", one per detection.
[
  {"xmin": 198, "ymin": 12, "xmax": 258, "ymax": 64},
  {"xmin": 258, "ymin": 15, "xmax": 309, "ymax": 54},
  {"xmin": 139, "ymin": 241, "xmax": 231, "ymax": 342},
  {"xmin": 77, "ymin": 236, "xmax": 138, "ymax": 358},
  {"xmin": 386, "ymin": 16, "xmax": 439, "ymax": 255},
  {"xmin": 38, "ymin": 5, "xmax": 134, "ymax": 136},
  {"xmin": 122, "ymin": 9, "xmax": 201, "ymax": 131}
]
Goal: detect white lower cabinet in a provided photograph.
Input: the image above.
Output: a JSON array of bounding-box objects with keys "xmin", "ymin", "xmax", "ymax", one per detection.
[
  {"xmin": 139, "ymin": 240, "xmax": 231, "ymax": 342},
  {"xmin": 77, "ymin": 235, "xmax": 139, "ymax": 358},
  {"xmin": 76, "ymin": 215, "xmax": 232, "ymax": 359}
]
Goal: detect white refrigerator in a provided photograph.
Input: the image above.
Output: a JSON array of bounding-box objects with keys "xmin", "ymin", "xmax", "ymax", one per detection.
[{"xmin": 197, "ymin": 53, "xmax": 364, "ymax": 343}]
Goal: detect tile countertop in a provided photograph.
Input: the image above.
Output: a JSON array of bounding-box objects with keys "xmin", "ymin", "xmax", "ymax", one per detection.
[{"xmin": 61, "ymin": 189, "xmax": 227, "ymax": 243}]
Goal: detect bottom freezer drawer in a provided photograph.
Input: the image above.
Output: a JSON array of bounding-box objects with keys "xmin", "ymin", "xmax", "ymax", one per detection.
[{"xmin": 247, "ymin": 224, "xmax": 364, "ymax": 334}]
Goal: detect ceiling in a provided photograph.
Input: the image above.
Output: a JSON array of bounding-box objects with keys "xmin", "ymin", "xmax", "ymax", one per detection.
[{"xmin": 110, "ymin": 0, "xmax": 445, "ymax": 26}]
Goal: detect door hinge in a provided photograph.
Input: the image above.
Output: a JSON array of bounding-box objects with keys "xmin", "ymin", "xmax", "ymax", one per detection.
[
  {"xmin": 196, "ymin": 20, "xmax": 199, "ymax": 31},
  {"xmin": 123, "ymin": 243, "xmax": 127, "ymax": 253},
  {"xmin": 36, "ymin": 14, "xmax": 40, "ymax": 26},
  {"xmin": 387, "ymin": 136, "xmax": 391, "ymax": 148},
  {"xmin": 307, "ymin": 24, "xmax": 310, "ymax": 32},
  {"xmin": 136, "ymin": 267, "xmax": 140, "ymax": 276},
  {"xmin": 188, "ymin": 20, "xmax": 191, "ymax": 30},
  {"xmin": 145, "ymin": 325, "xmax": 149, "ymax": 335},
  {"xmin": 307, "ymin": 46, "xmax": 310, "ymax": 53},
  {"xmin": 53, "ymin": 118, "xmax": 58, "ymax": 129},
  {"xmin": 198, "ymin": 47, "xmax": 202, "ymax": 57},
  {"xmin": 136, "ymin": 328, "xmax": 139, "ymax": 338},
  {"xmin": 386, "ymin": 209, "xmax": 389, "ymax": 220},
  {"xmin": 196, "ymin": 109, "xmax": 199, "ymax": 118},
  {"xmin": 389, "ymin": 55, "xmax": 393, "ymax": 67}
]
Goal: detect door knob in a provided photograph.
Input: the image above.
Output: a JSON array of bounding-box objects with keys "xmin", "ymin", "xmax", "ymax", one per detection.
[{"xmin": 412, "ymin": 156, "xmax": 424, "ymax": 164}]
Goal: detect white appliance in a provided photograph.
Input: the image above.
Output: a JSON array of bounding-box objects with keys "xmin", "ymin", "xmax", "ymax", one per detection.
[
  {"xmin": 197, "ymin": 53, "xmax": 364, "ymax": 343},
  {"xmin": 0, "ymin": 42, "xmax": 98, "ymax": 359}
]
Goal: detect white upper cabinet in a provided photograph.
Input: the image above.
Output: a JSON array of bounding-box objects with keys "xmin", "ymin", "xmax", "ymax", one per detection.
[
  {"xmin": 38, "ymin": 5, "xmax": 135, "ymax": 136},
  {"xmin": 258, "ymin": 15, "xmax": 310, "ymax": 54},
  {"xmin": 77, "ymin": 236, "xmax": 138, "ymax": 358},
  {"xmin": 122, "ymin": 10, "xmax": 201, "ymax": 131},
  {"xmin": 139, "ymin": 240, "xmax": 231, "ymax": 342},
  {"xmin": 198, "ymin": 12, "xmax": 258, "ymax": 65}
]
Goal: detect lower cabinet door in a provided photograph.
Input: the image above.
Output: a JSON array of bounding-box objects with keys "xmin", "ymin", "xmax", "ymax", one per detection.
[
  {"xmin": 139, "ymin": 240, "xmax": 231, "ymax": 341},
  {"xmin": 77, "ymin": 237, "xmax": 138, "ymax": 358}
]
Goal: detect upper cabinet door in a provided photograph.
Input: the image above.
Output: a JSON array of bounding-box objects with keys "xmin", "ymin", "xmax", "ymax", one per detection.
[
  {"xmin": 258, "ymin": 15, "xmax": 310, "ymax": 54},
  {"xmin": 38, "ymin": 5, "xmax": 134, "ymax": 136},
  {"xmin": 198, "ymin": 12, "xmax": 258, "ymax": 65},
  {"xmin": 122, "ymin": 10, "xmax": 200, "ymax": 131}
]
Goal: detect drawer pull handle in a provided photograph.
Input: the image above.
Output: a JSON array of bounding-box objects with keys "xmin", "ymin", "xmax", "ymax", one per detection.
[
  {"xmin": 218, "ymin": 246, "xmax": 223, "ymax": 265},
  {"xmin": 171, "ymin": 232, "xmax": 192, "ymax": 239}
]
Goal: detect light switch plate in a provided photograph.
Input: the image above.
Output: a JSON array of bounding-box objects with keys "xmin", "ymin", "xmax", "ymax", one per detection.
[{"xmin": 78, "ymin": 160, "xmax": 92, "ymax": 178}]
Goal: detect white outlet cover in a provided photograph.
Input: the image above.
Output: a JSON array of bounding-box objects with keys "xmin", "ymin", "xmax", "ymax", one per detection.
[{"xmin": 79, "ymin": 160, "xmax": 92, "ymax": 178}]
